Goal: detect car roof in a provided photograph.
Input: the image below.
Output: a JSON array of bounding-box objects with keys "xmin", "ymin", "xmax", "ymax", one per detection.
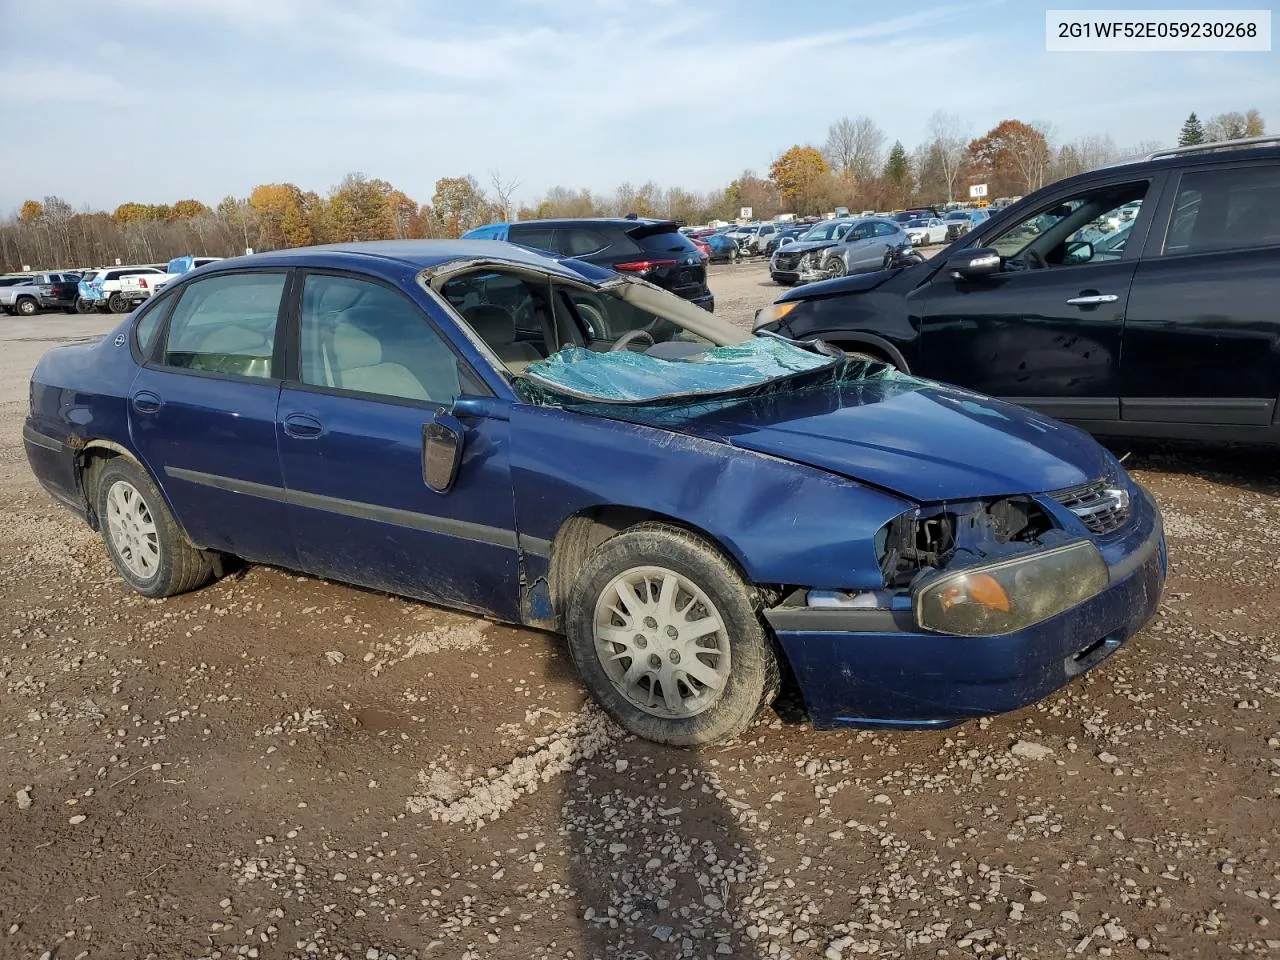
[
  {"xmin": 488, "ymin": 217, "xmax": 680, "ymax": 230},
  {"xmin": 193, "ymin": 240, "xmax": 616, "ymax": 286}
]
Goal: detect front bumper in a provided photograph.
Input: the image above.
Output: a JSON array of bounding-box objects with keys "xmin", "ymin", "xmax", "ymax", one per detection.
[{"xmin": 767, "ymin": 493, "xmax": 1166, "ymax": 729}]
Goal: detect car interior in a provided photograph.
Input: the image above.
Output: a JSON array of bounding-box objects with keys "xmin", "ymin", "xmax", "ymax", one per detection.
[
  {"xmin": 299, "ymin": 275, "xmax": 461, "ymax": 403},
  {"xmin": 163, "ymin": 275, "xmax": 283, "ymax": 379},
  {"xmin": 987, "ymin": 182, "xmax": 1149, "ymax": 269},
  {"xmin": 439, "ymin": 269, "xmax": 710, "ymax": 375}
]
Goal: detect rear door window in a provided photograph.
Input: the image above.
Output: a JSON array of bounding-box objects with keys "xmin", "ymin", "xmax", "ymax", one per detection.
[
  {"xmin": 508, "ymin": 225, "xmax": 558, "ymax": 252},
  {"xmin": 1162, "ymin": 164, "xmax": 1280, "ymax": 255},
  {"xmin": 558, "ymin": 228, "xmax": 611, "ymax": 257},
  {"xmin": 162, "ymin": 272, "xmax": 286, "ymax": 379}
]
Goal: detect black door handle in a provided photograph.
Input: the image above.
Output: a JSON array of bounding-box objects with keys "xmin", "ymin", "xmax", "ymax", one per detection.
[
  {"xmin": 283, "ymin": 413, "xmax": 323, "ymax": 439},
  {"xmin": 131, "ymin": 390, "xmax": 162, "ymax": 415}
]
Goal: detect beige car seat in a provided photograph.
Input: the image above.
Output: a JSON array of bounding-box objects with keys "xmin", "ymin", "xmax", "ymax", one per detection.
[
  {"xmin": 463, "ymin": 305, "xmax": 544, "ymax": 372},
  {"xmin": 329, "ymin": 322, "xmax": 430, "ymax": 401}
]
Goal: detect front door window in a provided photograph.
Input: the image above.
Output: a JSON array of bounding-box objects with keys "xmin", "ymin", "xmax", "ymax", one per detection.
[{"xmin": 987, "ymin": 182, "xmax": 1149, "ymax": 269}]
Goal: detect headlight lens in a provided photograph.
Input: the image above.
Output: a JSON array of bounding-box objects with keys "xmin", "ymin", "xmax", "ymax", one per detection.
[
  {"xmin": 914, "ymin": 540, "xmax": 1108, "ymax": 636},
  {"xmin": 752, "ymin": 300, "xmax": 798, "ymax": 331}
]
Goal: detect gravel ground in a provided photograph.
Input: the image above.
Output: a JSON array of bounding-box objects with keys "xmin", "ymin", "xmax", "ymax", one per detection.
[{"xmin": 1, "ymin": 270, "xmax": 1278, "ymax": 960}]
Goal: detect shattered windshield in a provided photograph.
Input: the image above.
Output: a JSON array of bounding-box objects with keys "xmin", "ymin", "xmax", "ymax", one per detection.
[{"xmin": 518, "ymin": 337, "xmax": 834, "ymax": 403}]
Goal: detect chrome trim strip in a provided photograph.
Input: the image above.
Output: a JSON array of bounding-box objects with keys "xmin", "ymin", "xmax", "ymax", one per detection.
[{"xmin": 164, "ymin": 466, "xmax": 521, "ymax": 550}]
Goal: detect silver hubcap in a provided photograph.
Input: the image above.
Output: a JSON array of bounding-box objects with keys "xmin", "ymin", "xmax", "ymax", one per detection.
[
  {"xmin": 593, "ymin": 566, "xmax": 730, "ymax": 719},
  {"xmin": 105, "ymin": 480, "xmax": 160, "ymax": 579}
]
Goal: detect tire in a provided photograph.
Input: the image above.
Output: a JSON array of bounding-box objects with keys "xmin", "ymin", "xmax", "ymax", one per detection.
[
  {"xmin": 75, "ymin": 297, "xmax": 94, "ymax": 314},
  {"xmin": 824, "ymin": 257, "xmax": 846, "ymax": 279},
  {"xmin": 14, "ymin": 297, "xmax": 38, "ymax": 317},
  {"xmin": 565, "ymin": 523, "xmax": 779, "ymax": 746},
  {"xmin": 107, "ymin": 293, "xmax": 130, "ymax": 314},
  {"xmin": 94, "ymin": 458, "xmax": 215, "ymax": 598}
]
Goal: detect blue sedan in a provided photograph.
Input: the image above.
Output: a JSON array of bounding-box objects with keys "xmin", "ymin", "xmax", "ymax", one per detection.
[{"xmin": 23, "ymin": 240, "xmax": 1166, "ymax": 745}]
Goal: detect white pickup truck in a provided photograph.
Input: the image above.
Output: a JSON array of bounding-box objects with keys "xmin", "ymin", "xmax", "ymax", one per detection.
[{"xmin": 119, "ymin": 255, "xmax": 223, "ymax": 306}]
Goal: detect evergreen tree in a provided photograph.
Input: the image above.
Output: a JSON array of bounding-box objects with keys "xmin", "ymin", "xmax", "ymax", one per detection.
[
  {"xmin": 883, "ymin": 141, "xmax": 912, "ymax": 204},
  {"xmin": 1177, "ymin": 112, "xmax": 1205, "ymax": 146}
]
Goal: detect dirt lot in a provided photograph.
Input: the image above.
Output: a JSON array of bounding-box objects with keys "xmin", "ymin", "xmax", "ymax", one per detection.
[{"xmin": 1, "ymin": 263, "xmax": 1278, "ymax": 960}]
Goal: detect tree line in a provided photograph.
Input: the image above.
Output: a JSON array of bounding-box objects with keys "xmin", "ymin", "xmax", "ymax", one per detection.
[{"xmin": 1, "ymin": 109, "xmax": 1264, "ymax": 272}]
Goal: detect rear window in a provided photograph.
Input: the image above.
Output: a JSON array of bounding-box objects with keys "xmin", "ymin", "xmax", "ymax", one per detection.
[
  {"xmin": 632, "ymin": 229, "xmax": 699, "ymax": 256},
  {"xmin": 558, "ymin": 228, "xmax": 610, "ymax": 257}
]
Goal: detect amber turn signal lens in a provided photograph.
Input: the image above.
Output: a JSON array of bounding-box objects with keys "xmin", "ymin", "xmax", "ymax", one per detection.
[{"xmin": 940, "ymin": 573, "xmax": 1011, "ymax": 613}]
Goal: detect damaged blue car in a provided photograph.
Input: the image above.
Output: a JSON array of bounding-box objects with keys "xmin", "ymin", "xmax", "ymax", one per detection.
[{"xmin": 23, "ymin": 241, "xmax": 1166, "ymax": 745}]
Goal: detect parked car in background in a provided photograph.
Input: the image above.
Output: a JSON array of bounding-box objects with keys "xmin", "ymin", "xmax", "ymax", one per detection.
[
  {"xmin": 463, "ymin": 218, "xmax": 713, "ymax": 311},
  {"xmin": 23, "ymin": 239, "xmax": 1165, "ymax": 746},
  {"xmin": 697, "ymin": 233, "xmax": 740, "ymax": 263},
  {"xmin": 744, "ymin": 223, "xmax": 784, "ymax": 255},
  {"xmin": 724, "ymin": 223, "xmax": 762, "ymax": 253},
  {"xmin": 943, "ymin": 209, "xmax": 990, "ymax": 240},
  {"xmin": 119, "ymin": 256, "xmax": 224, "ymax": 306},
  {"xmin": 891, "ymin": 209, "xmax": 937, "ymax": 224},
  {"xmin": 78, "ymin": 266, "xmax": 166, "ymax": 313},
  {"xmin": 754, "ymin": 136, "xmax": 1280, "ymax": 445},
  {"xmin": 0, "ymin": 273, "xmax": 83, "ymax": 316},
  {"xmin": 764, "ymin": 225, "xmax": 810, "ymax": 257},
  {"xmin": 769, "ymin": 217, "xmax": 911, "ymax": 284},
  {"xmin": 905, "ymin": 218, "xmax": 949, "ymax": 246}
]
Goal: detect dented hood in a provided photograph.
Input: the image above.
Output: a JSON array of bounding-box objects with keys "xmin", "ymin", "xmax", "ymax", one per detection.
[{"xmin": 666, "ymin": 380, "xmax": 1111, "ymax": 502}]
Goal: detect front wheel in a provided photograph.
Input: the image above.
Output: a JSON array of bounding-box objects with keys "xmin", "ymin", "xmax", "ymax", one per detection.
[
  {"xmin": 824, "ymin": 256, "xmax": 846, "ymax": 278},
  {"xmin": 565, "ymin": 523, "xmax": 779, "ymax": 746},
  {"xmin": 14, "ymin": 297, "xmax": 38, "ymax": 317},
  {"xmin": 95, "ymin": 458, "xmax": 216, "ymax": 598}
]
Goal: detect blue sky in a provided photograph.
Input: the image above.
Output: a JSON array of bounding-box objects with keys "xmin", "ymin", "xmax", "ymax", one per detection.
[{"xmin": 0, "ymin": 0, "xmax": 1275, "ymax": 212}]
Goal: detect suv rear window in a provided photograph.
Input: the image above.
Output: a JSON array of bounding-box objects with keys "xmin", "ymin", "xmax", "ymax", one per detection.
[
  {"xmin": 558, "ymin": 228, "xmax": 610, "ymax": 257},
  {"xmin": 632, "ymin": 229, "xmax": 699, "ymax": 256}
]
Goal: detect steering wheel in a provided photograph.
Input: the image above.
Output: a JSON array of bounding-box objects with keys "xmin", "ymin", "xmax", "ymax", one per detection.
[
  {"xmin": 1025, "ymin": 250, "xmax": 1049, "ymax": 270},
  {"xmin": 610, "ymin": 329, "xmax": 656, "ymax": 353}
]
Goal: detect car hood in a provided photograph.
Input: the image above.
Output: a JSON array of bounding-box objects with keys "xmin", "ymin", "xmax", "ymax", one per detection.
[
  {"xmin": 773, "ymin": 240, "xmax": 836, "ymax": 257},
  {"xmin": 776, "ymin": 267, "xmax": 896, "ymax": 301},
  {"xmin": 663, "ymin": 378, "xmax": 1110, "ymax": 502}
]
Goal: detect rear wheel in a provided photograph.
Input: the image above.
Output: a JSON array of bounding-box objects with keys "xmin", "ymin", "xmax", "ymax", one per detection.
[
  {"xmin": 14, "ymin": 297, "xmax": 38, "ymax": 317},
  {"xmin": 107, "ymin": 292, "xmax": 130, "ymax": 313},
  {"xmin": 74, "ymin": 297, "xmax": 94, "ymax": 314},
  {"xmin": 565, "ymin": 523, "xmax": 779, "ymax": 746},
  {"xmin": 95, "ymin": 458, "xmax": 215, "ymax": 598}
]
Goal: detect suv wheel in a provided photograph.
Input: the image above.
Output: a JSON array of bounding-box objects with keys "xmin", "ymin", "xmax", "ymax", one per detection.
[
  {"xmin": 565, "ymin": 523, "xmax": 779, "ymax": 746},
  {"xmin": 14, "ymin": 297, "xmax": 38, "ymax": 317},
  {"xmin": 107, "ymin": 293, "xmax": 130, "ymax": 313},
  {"xmin": 74, "ymin": 298, "xmax": 94, "ymax": 314},
  {"xmin": 825, "ymin": 257, "xmax": 846, "ymax": 278}
]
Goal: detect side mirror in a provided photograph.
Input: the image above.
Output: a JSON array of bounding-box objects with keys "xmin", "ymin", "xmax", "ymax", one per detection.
[
  {"xmin": 778, "ymin": 236, "xmax": 795, "ymax": 247},
  {"xmin": 1063, "ymin": 240, "xmax": 1094, "ymax": 265},
  {"xmin": 946, "ymin": 247, "xmax": 1002, "ymax": 279},
  {"xmin": 422, "ymin": 412, "xmax": 464, "ymax": 493}
]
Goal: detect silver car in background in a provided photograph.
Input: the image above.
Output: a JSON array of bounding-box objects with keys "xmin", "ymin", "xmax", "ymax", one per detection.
[{"xmin": 768, "ymin": 217, "xmax": 911, "ymax": 285}]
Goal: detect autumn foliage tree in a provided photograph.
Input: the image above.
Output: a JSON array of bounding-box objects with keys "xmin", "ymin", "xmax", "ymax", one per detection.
[
  {"xmin": 966, "ymin": 120, "xmax": 1052, "ymax": 197},
  {"xmin": 769, "ymin": 146, "xmax": 829, "ymax": 213}
]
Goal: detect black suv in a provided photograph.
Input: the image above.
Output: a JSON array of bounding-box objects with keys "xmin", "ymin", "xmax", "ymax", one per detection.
[
  {"xmin": 463, "ymin": 218, "xmax": 714, "ymax": 311},
  {"xmin": 754, "ymin": 137, "xmax": 1280, "ymax": 444}
]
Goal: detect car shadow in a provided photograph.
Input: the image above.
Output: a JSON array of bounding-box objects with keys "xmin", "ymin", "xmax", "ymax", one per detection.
[{"xmin": 549, "ymin": 646, "xmax": 767, "ymax": 958}]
